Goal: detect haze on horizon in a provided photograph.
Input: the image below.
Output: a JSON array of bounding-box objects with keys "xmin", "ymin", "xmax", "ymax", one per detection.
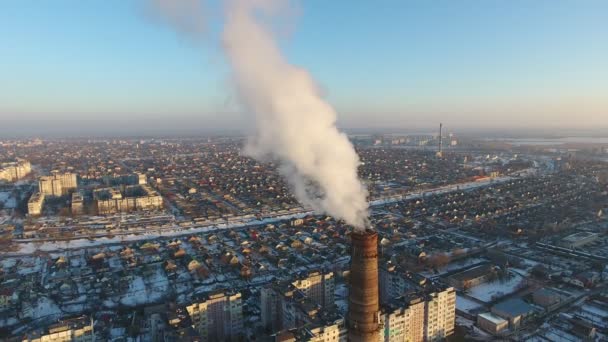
[{"xmin": 1, "ymin": 0, "xmax": 607, "ymax": 136}]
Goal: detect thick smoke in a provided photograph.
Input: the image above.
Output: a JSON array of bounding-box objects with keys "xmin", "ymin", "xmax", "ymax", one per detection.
[{"xmin": 151, "ymin": 0, "xmax": 369, "ymax": 228}]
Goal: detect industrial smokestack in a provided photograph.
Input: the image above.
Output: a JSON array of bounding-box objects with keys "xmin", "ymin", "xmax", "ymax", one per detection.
[
  {"xmin": 437, "ymin": 122, "xmax": 443, "ymax": 158},
  {"xmin": 348, "ymin": 229, "xmax": 380, "ymax": 342}
]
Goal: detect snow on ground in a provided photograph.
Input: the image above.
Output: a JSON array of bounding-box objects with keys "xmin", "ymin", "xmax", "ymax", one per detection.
[
  {"xmin": 456, "ymin": 295, "xmax": 484, "ymax": 313},
  {"xmin": 17, "ymin": 257, "xmax": 44, "ymax": 276},
  {"xmin": 6, "ymin": 172, "xmax": 536, "ymax": 256},
  {"xmin": 119, "ymin": 268, "xmax": 169, "ymax": 307},
  {"xmin": 1, "ymin": 258, "xmax": 17, "ymax": 268},
  {"xmin": 0, "ymin": 192, "xmax": 16, "ymax": 209},
  {"xmin": 455, "ymin": 315, "xmax": 475, "ymax": 328},
  {"xmin": 543, "ymin": 329, "xmax": 579, "ymax": 342},
  {"xmin": 581, "ymin": 303, "xmax": 608, "ymax": 318},
  {"xmin": 120, "ymin": 276, "xmax": 147, "ymax": 306},
  {"xmin": 7, "ymin": 211, "xmax": 315, "ymax": 256},
  {"xmin": 28, "ymin": 297, "xmax": 62, "ymax": 320},
  {"xmin": 0, "ymin": 317, "xmax": 18, "ymax": 328},
  {"xmin": 468, "ymin": 272, "xmax": 524, "ymax": 303}
]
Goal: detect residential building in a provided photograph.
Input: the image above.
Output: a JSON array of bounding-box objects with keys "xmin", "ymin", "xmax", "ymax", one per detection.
[
  {"xmin": 94, "ymin": 185, "xmax": 163, "ymax": 214},
  {"xmin": 261, "ymin": 286, "xmax": 283, "ymax": 332},
  {"xmin": 71, "ymin": 192, "xmax": 84, "ymax": 215},
  {"xmin": 291, "ymin": 271, "xmax": 334, "ymax": 308},
  {"xmin": 380, "ymin": 295, "xmax": 425, "ymax": 342},
  {"xmin": 301, "ymin": 318, "xmax": 347, "ymax": 342},
  {"xmin": 424, "ymin": 287, "xmax": 456, "ymax": 341},
  {"xmin": 0, "ymin": 160, "xmax": 31, "ymax": 182},
  {"xmin": 186, "ymin": 291, "xmax": 243, "ymax": 342},
  {"xmin": 261, "ymin": 271, "xmax": 334, "ymax": 333},
  {"xmin": 39, "ymin": 172, "xmax": 78, "ymax": 197},
  {"xmin": 22, "ymin": 316, "xmax": 93, "ymax": 342},
  {"xmin": 380, "ymin": 263, "xmax": 426, "ymax": 305},
  {"xmin": 27, "ymin": 192, "xmax": 45, "ymax": 216}
]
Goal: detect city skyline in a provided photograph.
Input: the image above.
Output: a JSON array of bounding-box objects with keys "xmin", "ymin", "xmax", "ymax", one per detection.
[{"xmin": 1, "ymin": 0, "xmax": 607, "ymax": 135}]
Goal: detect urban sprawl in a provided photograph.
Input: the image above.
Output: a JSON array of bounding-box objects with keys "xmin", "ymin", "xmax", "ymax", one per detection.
[{"xmin": 0, "ymin": 134, "xmax": 608, "ymax": 341}]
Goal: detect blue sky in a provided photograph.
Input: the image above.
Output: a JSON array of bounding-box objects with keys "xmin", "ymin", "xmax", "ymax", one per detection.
[{"xmin": 1, "ymin": 0, "xmax": 607, "ymax": 134}]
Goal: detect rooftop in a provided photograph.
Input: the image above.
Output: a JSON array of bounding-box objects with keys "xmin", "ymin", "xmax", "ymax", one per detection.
[
  {"xmin": 493, "ymin": 298, "xmax": 534, "ymax": 317},
  {"xmin": 478, "ymin": 312, "xmax": 508, "ymax": 325}
]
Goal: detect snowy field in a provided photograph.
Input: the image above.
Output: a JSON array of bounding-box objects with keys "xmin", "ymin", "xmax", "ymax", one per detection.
[{"xmin": 468, "ymin": 272, "xmax": 524, "ymax": 303}]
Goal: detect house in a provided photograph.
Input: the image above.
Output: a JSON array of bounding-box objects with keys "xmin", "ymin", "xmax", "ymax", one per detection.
[{"xmin": 576, "ymin": 271, "xmax": 600, "ymax": 288}]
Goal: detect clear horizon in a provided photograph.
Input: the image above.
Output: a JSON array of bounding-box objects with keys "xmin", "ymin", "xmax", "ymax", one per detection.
[{"xmin": 1, "ymin": 0, "xmax": 607, "ymax": 135}]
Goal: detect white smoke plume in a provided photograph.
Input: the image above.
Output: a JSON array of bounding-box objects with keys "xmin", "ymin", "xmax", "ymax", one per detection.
[{"xmin": 150, "ymin": 0, "xmax": 369, "ymax": 229}]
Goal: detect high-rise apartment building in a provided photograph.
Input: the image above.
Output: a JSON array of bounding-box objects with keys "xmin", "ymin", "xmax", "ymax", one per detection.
[
  {"xmin": 0, "ymin": 160, "xmax": 31, "ymax": 182},
  {"xmin": 291, "ymin": 271, "xmax": 335, "ymax": 308},
  {"xmin": 380, "ymin": 295, "xmax": 425, "ymax": 342},
  {"xmin": 186, "ymin": 291, "xmax": 243, "ymax": 342},
  {"xmin": 379, "ymin": 288, "xmax": 456, "ymax": 342},
  {"xmin": 379, "ymin": 262, "xmax": 456, "ymax": 341},
  {"xmin": 261, "ymin": 270, "xmax": 335, "ymax": 333},
  {"xmin": 261, "ymin": 286, "xmax": 283, "ymax": 332},
  {"xmin": 424, "ymin": 288, "xmax": 456, "ymax": 341},
  {"xmin": 94, "ymin": 185, "xmax": 163, "ymax": 214},
  {"xmin": 39, "ymin": 173, "xmax": 77, "ymax": 197}
]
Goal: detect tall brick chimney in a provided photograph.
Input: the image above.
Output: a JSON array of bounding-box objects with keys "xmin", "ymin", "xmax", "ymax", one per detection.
[{"xmin": 348, "ymin": 229, "xmax": 380, "ymax": 342}]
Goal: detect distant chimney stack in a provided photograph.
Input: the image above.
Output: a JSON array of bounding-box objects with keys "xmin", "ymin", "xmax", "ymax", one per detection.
[{"xmin": 437, "ymin": 123, "xmax": 443, "ymax": 158}]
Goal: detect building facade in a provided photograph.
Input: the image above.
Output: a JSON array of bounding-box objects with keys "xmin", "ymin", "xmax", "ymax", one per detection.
[
  {"xmin": 22, "ymin": 316, "xmax": 93, "ymax": 342},
  {"xmin": 261, "ymin": 270, "xmax": 335, "ymax": 333},
  {"xmin": 424, "ymin": 287, "xmax": 456, "ymax": 341},
  {"xmin": 380, "ymin": 296, "xmax": 425, "ymax": 342},
  {"xmin": 71, "ymin": 192, "xmax": 84, "ymax": 215},
  {"xmin": 39, "ymin": 173, "xmax": 78, "ymax": 197},
  {"xmin": 94, "ymin": 185, "xmax": 163, "ymax": 214},
  {"xmin": 186, "ymin": 292, "xmax": 243, "ymax": 342},
  {"xmin": 0, "ymin": 160, "xmax": 31, "ymax": 182},
  {"xmin": 291, "ymin": 271, "xmax": 335, "ymax": 308},
  {"xmin": 27, "ymin": 192, "xmax": 45, "ymax": 216}
]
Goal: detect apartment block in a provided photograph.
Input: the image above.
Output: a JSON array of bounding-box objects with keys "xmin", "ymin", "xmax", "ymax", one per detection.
[
  {"xmin": 186, "ymin": 291, "xmax": 243, "ymax": 342},
  {"xmin": 94, "ymin": 184, "xmax": 163, "ymax": 214},
  {"xmin": 424, "ymin": 287, "xmax": 456, "ymax": 341},
  {"xmin": 380, "ymin": 295, "xmax": 425, "ymax": 342},
  {"xmin": 27, "ymin": 192, "xmax": 45, "ymax": 216},
  {"xmin": 0, "ymin": 160, "xmax": 31, "ymax": 182},
  {"xmin": 39, "ymin": 172, "xmax": 77, "ymax": 197}
]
